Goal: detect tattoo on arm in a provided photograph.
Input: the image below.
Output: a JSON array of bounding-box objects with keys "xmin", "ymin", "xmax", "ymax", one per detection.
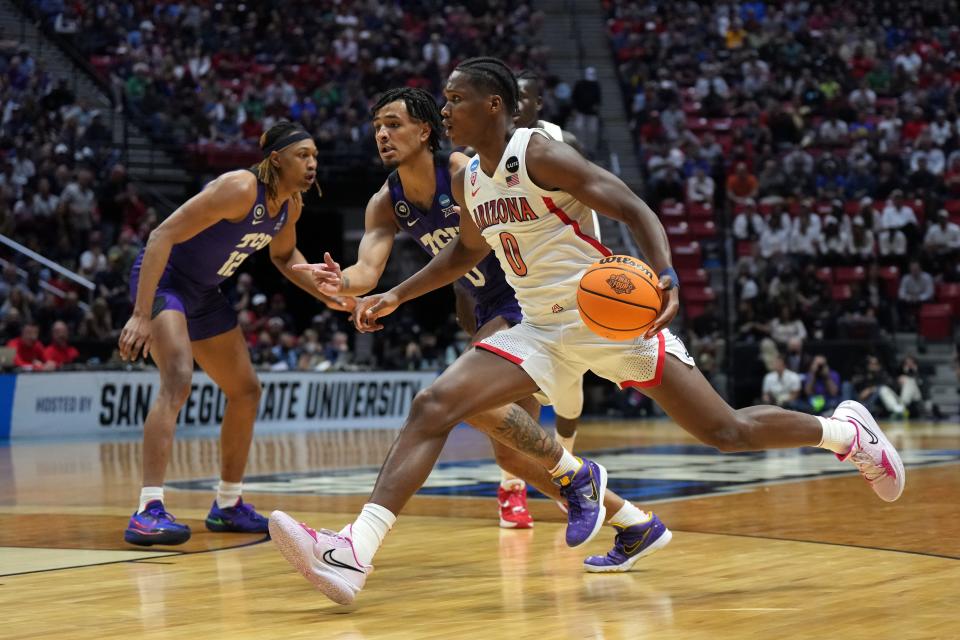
[{"xmin": 494, "ymin": 405, "xmax": 561, "ymax": 463}]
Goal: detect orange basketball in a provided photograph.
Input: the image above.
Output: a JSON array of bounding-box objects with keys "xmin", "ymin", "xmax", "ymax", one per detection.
[{"xmin": 577, "ymin": 255, "xmax": 662, "ymax": 340}]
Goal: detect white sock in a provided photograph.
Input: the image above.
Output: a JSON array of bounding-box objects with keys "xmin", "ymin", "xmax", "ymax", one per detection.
[
  {"xmin": 349, "ymin": 503, "xmax": 396, "ymax": 566},
  {"xmin": 138, "ymin": 487, "xmax": 164, "ymax": 513},
  {"xmin": 608, "ymin": 501, "xmax": 652, "ymax": 528},
  {"xmin": 817, "ymin": 416, "xmax": 856, "ymax": 455},
  {"xmin": 500, "ymin": 470, "xmax": 525, "ymax": 490},
  {"xmin": 557, "ymin": 432, "xmax": 577, "ymax": 453},
  {"xmin": 216, "ymin": 480, "xmax": 243, "ymax": 508},
  {"xmin": 549, "ymin": 449, "xmax": 583, "ymax": 479}
]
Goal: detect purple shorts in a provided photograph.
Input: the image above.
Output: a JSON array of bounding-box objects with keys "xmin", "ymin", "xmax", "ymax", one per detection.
[
  {"xmin": 475, "ymin": 293, "xmax": 523, "ymax": 330},
  {"xmin": 130, "ymin": 256, "xmax": 237, "ymax": 342}
]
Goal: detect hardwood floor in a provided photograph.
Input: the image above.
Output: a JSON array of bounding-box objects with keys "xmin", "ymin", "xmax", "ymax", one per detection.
[{"xmin": 1, "ymin": 420, "xmax": 957, "ymax": 639}]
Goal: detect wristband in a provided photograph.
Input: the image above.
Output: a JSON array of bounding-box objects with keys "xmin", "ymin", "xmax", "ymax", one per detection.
[{"xmin": 658, "ymin": 267, "xmax": 679, "ymax": 289}]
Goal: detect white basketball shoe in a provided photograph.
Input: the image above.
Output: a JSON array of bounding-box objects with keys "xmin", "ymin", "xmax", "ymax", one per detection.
[
  {"xmin": 269, "ymin": 510, "xmax": 370, "ymax": 605},
  {"xmin": 832, "ymin": 400, "xmax": 905, "ymax": 502}
]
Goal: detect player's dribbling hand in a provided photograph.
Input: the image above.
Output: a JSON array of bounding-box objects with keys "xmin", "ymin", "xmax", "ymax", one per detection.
[
  {"xmin": 643, "ymin": 276, "xmax": 680, "ymax": 339},
  {"xmin": 353, "ymin": 292, "xmax": 400, "ymax": 333},
  {"xmin": 292, "ymin": 252, "xmax": 343, "ymax": 296},
  {"xmin": 118, "ymin": 313, "xmax": 152, "ymax": 361}
]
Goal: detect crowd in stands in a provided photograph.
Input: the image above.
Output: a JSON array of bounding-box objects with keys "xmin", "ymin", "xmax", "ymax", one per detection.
[
  {"xmin": 606, "ymin": 0, "xmax": 960, "ymax": 415},
  {"xmin": 30, "ymin": 0, "xmax": 559, "ymax": 168},
  {"xmin": 2, "ymin": 1, "xmax": 558, "ymax": 373}
]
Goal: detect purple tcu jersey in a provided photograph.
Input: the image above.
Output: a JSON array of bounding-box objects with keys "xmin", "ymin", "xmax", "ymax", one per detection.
[
  {"xmin": 167, "ymin": 175, "xmax": 289, "ymax": 287},
  {"xmin": 388, "ymin": 154, "xmax": 513, "ymax": 308}
]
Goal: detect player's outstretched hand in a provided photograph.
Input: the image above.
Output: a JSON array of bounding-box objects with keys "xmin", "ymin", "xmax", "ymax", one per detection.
[
  {"xmin": 324, "ymin": 295, "xmax": 357, "ymax": 316},
  {"xmin": 643, "ymin": 276, "xmax": 680, "ymax": 339},
  {"xmin": 292, "ymin": 252, "xmax": 342, "ymax": 296},
  {"xmin": 119, "ymin": 313, "xmax": 152, "ymax": 362},
  {"xmin": 353, "ymin": 292, "xmax": 400, "ymax": 333}
]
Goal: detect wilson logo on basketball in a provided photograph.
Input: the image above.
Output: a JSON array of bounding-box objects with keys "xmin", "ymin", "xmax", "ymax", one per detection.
[{"xmin": 606, "ymin": 273, "xmax": 636, "ymax": 295}]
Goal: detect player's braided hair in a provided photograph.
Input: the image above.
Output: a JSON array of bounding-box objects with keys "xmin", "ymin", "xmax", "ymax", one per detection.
[
  {"xmin": 256, "ymin": 120, "xmax": 319, "ymax": 207},
  {"xmin": 370, "ymin": 87, "xmax": 443, "ymax": 152},
  {"xmin": 454, "ymin": 57, "xmax": 519, "ymax": 116}
]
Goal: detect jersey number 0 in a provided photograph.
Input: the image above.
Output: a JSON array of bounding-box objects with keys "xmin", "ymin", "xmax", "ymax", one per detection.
[{"xmin": 499, "ymin": 232, "xmax": 527, "ymax": 276}]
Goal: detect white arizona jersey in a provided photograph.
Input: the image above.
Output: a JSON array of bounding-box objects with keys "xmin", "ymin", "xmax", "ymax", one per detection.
[
  {"xmin": 537, "ymin": 120, "xmax": 602, "ymax": 244},
  {"xmin": 464, "ymin": 128, "xmax": 609, "ymax": 325}
]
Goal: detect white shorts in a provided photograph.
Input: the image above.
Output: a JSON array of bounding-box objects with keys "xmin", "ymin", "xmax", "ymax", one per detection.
[{"xmin": 476, "ymin": 317, "xmax": 695, "ymax": 419}]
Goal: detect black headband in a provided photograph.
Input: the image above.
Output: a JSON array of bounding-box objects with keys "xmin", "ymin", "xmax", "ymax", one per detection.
[{"xmin": 262, "ymin": 130, "xmax": 312, "ymax": 157}]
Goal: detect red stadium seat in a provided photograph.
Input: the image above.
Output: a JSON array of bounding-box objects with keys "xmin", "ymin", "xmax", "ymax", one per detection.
[
  {"xmin": 736, "ymin": 240, "xmax": 755, "ymax": 257},
  {"xmin": 937, "ymin": 283, "xmax": 960, "ymax": 316},
  {"xmin": 878, "ymin": 265, "xmax": 900, "ymax": 298},
  {"xmin": 918, "ymin": 303, "xmax": 954, "ymax": 341},
  {"xmin": 660, "ymin": 200, "xmax": 686, "ymax": 219},
  {"xmin": 689, "ymin": 220, "xmax": 717, "ymax": 239},
  {"xmin": 831, "ymin": 284, "xmax": 853, "ymax": 301},
  {"xmin": 834, "ymin": 266, "xmax": 866, "ymax": 284},
  {"xmin": 672, "ymin": 242, "xmax": 703, "ymax": 269},
  {"xmin": 681, "ymin": 285, "xmax": 716, "ymax": 304},
  {"xmin": 666, "ymin": 222, "xmax": 692, "ymax": 244},
  {"xmin": 815, "ymin": 267, "xmax": 833, "ymax": 283},
  {"xmin": 678, "ymin": 268, "xmax": 709, "ymax": 286},
  {"xmin": 687, "ymin": 202, "xmax": 714, "ymax": 219}
]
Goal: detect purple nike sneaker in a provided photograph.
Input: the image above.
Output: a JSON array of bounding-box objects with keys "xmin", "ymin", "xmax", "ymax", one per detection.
[
  {"xmin": 205, "ymin": 499, "xmax": 269, "ymax": 533},
  {"xmin": 584, "ymin": 514, "xmax": 672, "ymax": 573},
  {"xmin": 124, "ymin": 500, "xmax": 191, "ymax": 546},
  {"xmin": 553, "ymin": 457, "xmax": 607, "ymax": 547}
]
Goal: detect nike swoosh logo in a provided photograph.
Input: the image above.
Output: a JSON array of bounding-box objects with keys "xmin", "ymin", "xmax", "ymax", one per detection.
[
  {"xmin": 622, "ymin": 528, "xmax": 652, "ymax": 555},
  {"xmin": 471, "ymin": 187, "xmax": 481, "ymax": 197},
  {"xmin": 252, "ymin": 219, "xmax": 263, "ymax": 225},
  {"xmin": 848, "ymin": 416, "xmax": 879, "ymax": 444},
  {"xmin": 583, "ymin": 467, "xmax": 599, "ymax": 503},
  {"xmin": 322, "ymin": 548, "xmax": 365, "ymax": 574},
  {"xmin": 406, "ymin": 218, "xmax": 418, "ymax": 227}
]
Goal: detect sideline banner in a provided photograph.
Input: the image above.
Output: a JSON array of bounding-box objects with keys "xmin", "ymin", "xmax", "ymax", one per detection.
[{"xmin": 6, "ymin": 370, "xmax": 436, "ymax": 438}]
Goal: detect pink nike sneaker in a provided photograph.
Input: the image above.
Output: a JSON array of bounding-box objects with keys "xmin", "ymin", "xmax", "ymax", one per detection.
[
  {"xmin": 832, "ymin": 400, "xmax": 905, "ymax": 502},
  {"xmin": 268, "ymin": 510, "xmax": 370, "ymax": 605}
]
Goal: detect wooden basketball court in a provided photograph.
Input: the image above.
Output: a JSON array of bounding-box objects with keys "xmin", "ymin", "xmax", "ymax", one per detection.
[{"xmin": 1, "ymin": 419, "xmax": 958, "ymax": 639}]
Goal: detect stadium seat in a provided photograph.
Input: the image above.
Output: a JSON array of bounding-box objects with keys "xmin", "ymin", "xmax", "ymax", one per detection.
[
  {"xmin": 687, "ymin": 202, "xmax": 714, "ymax": 219},
  {"xmin": 815, "ymin": 267, "xmax": 833, "ymax": 283},
  {"xmin": 936, "ymin": 282, "xmax": 960, "ymax": 316},
  {"xmin": 834, "ymin": 266, "xmax": 866, "ymax": 284},
  {"xmin": 878, "ymin": 265, "xmax": 900, "ymax": 298},
  {"xmin": 918, "ymin": 303, "xmax": 954, "ymax": 340},
  {"xmin": 689, "ymin": 220, "xmax": 717, "ymax": 239},
  {"xmin": 681, "ymin": 286, "xmax": 716, "ymax": 304},
  {"xmin": 678, "ymin": 268, "xmax": 709, "ymax": 286},
  {"xmin": 831, "ymin": 284, "xmax": 853, "ymax": 301},
  {"xmin": 672, "ymin": 242, "xmax": 703, "ymax": 269},
  {"xmin": 736, "ymin": 240, "xmax": 755, "ymax": 257}
]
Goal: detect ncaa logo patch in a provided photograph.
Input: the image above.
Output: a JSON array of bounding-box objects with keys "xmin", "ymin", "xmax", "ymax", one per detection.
[
  {"xmin": 469, "ymin": 158, "xmax": 480, "ymax": 171},
  {"xmin": 395, "ymin": 201, "xmax": 411, "ymax": 218},
  {"xmin": 439, "ymin": 194, "xmax": 451, "ymax": 207},
  {"xmin": 505, "ymin": 156, "xmax": 519, "ymax": 173}
]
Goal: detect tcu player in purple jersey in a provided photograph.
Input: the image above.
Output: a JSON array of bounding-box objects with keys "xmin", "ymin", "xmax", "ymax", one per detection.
[
  {"xmin": 119, "ymin": 121, "xmax": 351, "ymax": 546},
  {"xmin": 294, "ymin": 87, "xmax": 541, "ymax": 528}
]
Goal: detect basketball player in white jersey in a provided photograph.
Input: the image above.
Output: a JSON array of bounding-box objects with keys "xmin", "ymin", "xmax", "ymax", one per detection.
[
  {"xmin": 267, "ymin": 57, "xmax": 903, "ymax": 605},
  {"xmin": 515, "ymin": 68, "xmax": 589, "ymax": 456}
]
